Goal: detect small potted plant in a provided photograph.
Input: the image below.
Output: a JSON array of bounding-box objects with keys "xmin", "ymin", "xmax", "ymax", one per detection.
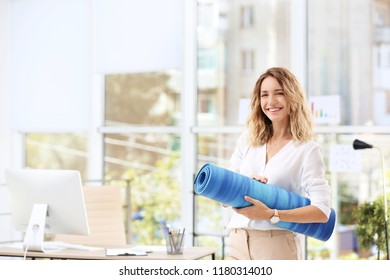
[{"xmin": 353, "ymin": 194, "xmax": 389, "ymax": 260}]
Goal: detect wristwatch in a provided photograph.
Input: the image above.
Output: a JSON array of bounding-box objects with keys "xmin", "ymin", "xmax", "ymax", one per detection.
[{"xmin": 270, "ymin": 209, "xmax": 280, "ymax": 224}]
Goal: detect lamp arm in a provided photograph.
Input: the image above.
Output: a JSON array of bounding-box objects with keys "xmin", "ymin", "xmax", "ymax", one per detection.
[
  {"xmin": 374, "ymin": 146, "xmax": 389, "ymax": 222},
  {"xmin": 374, "ymin": 146, "xmax": 389, "ymax": 260}
]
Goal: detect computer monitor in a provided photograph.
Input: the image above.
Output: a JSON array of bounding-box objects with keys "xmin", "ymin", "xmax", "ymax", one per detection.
[{"xmin": 4, "ymin": 168, "xmax": 90, "ymax": 252}]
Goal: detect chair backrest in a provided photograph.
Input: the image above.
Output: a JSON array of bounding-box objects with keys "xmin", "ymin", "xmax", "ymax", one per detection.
[{"xmin": 55, "ymin": 185, "xmax": 127, "ymax": 247}]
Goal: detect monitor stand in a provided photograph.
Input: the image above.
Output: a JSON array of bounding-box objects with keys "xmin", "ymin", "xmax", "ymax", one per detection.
[{"xmin": 23, "ymin": 203, "xmax": 48, "ymax": 252}]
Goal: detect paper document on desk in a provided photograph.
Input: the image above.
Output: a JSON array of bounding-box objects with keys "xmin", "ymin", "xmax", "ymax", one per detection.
[
  {"xmin": 105, "ymin": 248, "xmax": 148, "ymax": 256},
  {"xmin": 131, "ymin": 245, "xmax": 166, "ymax": 252}
]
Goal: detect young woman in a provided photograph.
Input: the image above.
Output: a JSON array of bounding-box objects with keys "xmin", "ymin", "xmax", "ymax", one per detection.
[{"xmin": 226, "ymin": 67, "xmax": 331, "ymax": 260}]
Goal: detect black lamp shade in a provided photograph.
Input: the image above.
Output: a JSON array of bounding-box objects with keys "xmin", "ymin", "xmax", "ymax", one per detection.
[{"xmin": 353, "ymin": 139, "xmax": 373, "ymax": 150}]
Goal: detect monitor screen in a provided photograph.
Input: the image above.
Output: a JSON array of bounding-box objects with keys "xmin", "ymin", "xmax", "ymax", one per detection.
[{"xmin": 5, "ymin": 168, "xmax": 90, "ymax": 252}]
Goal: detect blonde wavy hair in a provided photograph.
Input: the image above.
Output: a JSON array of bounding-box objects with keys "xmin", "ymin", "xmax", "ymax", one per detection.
[{"xmin": 247, "ymin": 67, "xmax": 315, "ymax": 147}]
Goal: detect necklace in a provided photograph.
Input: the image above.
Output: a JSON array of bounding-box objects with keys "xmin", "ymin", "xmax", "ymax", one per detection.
[
  {"xmin": 268, "ymin": 137, "xmax": 291, "ymax": 147},
  {"xmin": 266, "ymin": 136, "xmax": 291, "ymax": 163}
]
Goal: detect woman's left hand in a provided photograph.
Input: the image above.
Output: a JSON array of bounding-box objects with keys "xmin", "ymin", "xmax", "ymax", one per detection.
[{"xmin": 233, "ymin": 196, "xmax": 272, "ymax": 220}]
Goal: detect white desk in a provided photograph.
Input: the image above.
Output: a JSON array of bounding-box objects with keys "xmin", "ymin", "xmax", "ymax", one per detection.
[{"xmin": 0, "ymin": 246, "xmax": 217, "ymax": 260}]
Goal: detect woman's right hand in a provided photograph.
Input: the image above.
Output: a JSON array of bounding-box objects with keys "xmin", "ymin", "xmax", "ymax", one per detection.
[{"xmin": 252, "ymin": 175, "xmax": 268, "ymax": 184}]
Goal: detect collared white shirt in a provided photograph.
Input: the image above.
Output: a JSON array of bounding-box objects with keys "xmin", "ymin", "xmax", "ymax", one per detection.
[{"xmin": 226, "ymin": 130, "xmax": 332, "ymax": 230}]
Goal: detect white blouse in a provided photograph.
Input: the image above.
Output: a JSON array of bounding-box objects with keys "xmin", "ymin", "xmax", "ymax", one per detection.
[{"xmin": 226, "ymin": 130, "xmax": 332, "ymax": 230}]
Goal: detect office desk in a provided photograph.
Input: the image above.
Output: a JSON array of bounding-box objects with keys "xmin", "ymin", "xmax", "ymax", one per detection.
[{"xmin": 0, "ymin": 246, "xmax": 217, "ymax": 260}]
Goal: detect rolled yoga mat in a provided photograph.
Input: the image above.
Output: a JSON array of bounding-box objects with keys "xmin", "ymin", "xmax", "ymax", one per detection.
[{"xmin": 193, "ymin": 163, "xmax": 336, "ymax": 241}]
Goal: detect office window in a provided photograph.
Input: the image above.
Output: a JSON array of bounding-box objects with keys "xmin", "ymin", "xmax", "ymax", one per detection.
[
  {"xmin": 195, "ymin": 132, "xmax": 240, "ymax": 258},
  {"xmin": 308, "ymin": 0, "xmax": 390, "ymax": 126},
  {"xmin": 25, "ymin": 134, "xmax": 88, "ymax": 180},
  {"xmin": 103, "ymin": 133, "xmax": 181, "ymax": 245},
  {"xmin": 306, "ymin": 0, "xmax": 390, "ymax": 259},
  {"xmin": 105, "ymin": 71, "xmax": 181, "ymax": 126},
  {"xmin": 197, "ymin": 0, "xmax": 291, "ymax": 127},
  {"xmin": 103, "ymin": 70, "xmax": 182, "ymax": 244},
  {"xmin": 196, "ymin": 0, "xmax": 293, "ymax": 259}
]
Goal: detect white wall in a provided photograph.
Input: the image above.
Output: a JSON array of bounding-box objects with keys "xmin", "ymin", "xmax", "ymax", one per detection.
[
  {"xmin": 0, "ymin": 0, "xmax": 19, "ymax": 244},
  {"xmin": 0, "ymin": 0, "xmax": 10, "ymax": 179},
  {"xmin": 9, "ymin": 0, "xmax": 91, "ymax": 132}
]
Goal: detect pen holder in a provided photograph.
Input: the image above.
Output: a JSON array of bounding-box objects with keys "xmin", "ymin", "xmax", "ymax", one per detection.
[{"xmin": 164, "ymin": 229, "xmax": 185, "ymax": 255}]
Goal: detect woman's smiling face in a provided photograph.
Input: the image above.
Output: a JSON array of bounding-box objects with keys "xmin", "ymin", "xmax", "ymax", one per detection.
[{"xmin": 260, "ymin": 76, "xmax": 290, "ymax": 124}]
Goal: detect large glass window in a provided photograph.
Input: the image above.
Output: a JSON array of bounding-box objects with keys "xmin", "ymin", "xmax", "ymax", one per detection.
[
  {"xmin": 308, "ymin": 132, "xmax": 390, "ymax": 259},
  {"xmin": 103, "ymin": 132, "xmax": 181, "ymax": 245},
  {"xmin": 306, "ymin": 0, "xmax": 390, "ymax": 259},
  {"xmin": 195, "ymin": 0, "xmax": 294, "ymax": 259},
  {"xmin": 103, "ymin": 71, "xmax": 182, "ymax": 245},
  {"xmin": 195, "ymin": 132, "xmax": 241, "ymax": 259},
  {"xmin": 308, "ymin": 0, "xmax": 390, "ymax": 126},
  {"xmin": 195, "ymin": 0, "xmax": 390, "ymax": 260},
  {"xmin": 105, "ymin": 71, "xmax": 181, "ymax": 126},
  {"xmin": 197, "ymin": 0, "xmax": 292, "ymax": 127},
  {"xmin": 25, "ymin": 134, "xmax": 88, "ymax": 180}
]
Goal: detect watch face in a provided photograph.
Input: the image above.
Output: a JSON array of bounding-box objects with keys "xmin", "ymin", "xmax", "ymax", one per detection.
[{"xmin": 270, "ymin": 216, "xmax": 280, "ymax": 224}]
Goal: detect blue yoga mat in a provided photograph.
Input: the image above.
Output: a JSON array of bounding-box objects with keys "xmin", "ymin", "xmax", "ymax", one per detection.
[{"xmin": 193, "ymin": 163, "xmax": 336, "ymax": 241}]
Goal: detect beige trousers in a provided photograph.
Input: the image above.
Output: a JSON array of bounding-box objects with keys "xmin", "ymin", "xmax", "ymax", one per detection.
[{"xmin": 227, "ymin": 228, "xmax": 302, "ymax": 260}]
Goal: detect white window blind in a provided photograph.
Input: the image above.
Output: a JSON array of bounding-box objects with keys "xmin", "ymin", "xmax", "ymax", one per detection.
[
  {"xmin": 8, "ymin": 0, "xmax": 183, "ymax": 132},
  {"xmin": 93, "ymin": 0, "xmax": 183, "ymax": 73},
  {"xmin": 9, "ymin": 0, "xmax": 90, "ymax": 132}
]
